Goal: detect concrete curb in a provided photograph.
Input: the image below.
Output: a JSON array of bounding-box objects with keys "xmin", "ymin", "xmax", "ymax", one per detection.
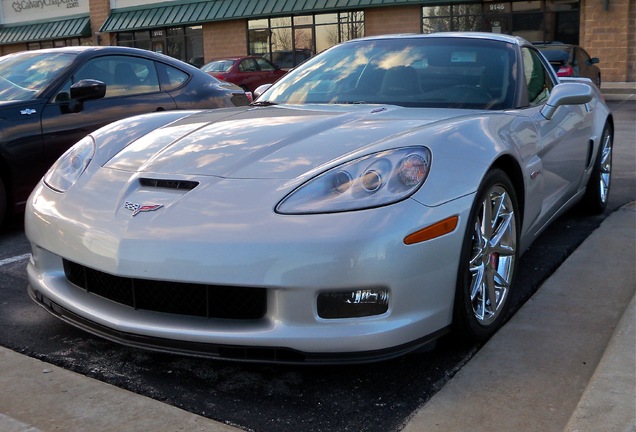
[
  {"xmin": 402, "ymin": 202, "xmax": 636, "ymax": 432},
  {"xmin": 564, "ymin": 293, "xmax": 636, "ymax": 432}
]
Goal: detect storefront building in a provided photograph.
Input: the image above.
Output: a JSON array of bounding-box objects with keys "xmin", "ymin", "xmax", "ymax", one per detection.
[{"xmin": 0, "ymin": 0, "xmax": 633, "ymax": 82}]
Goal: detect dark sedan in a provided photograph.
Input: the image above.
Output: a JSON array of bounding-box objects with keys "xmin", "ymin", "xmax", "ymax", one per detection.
[
  {"xmin": 201, "ymin": 56, "xmax": 287, "ymax": 93},
  {"xmin": 535, "ymin": 43, "xmax": 601, "ymax": 88},
  {"xmin": 0, "ymin": 46, "xmax": 250, "ymax": 226}
]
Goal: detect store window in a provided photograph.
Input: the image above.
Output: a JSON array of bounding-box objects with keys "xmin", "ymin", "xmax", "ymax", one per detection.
[
  {"xmin": 116, "ymin": 25, "xmax": 203, "ymax": 67},
  {"xmin": 423, "ymin": 4, "xmax": 483, "ymax": 33},
  {"xmin": 28, "ymin": 37, "xmax": 91, "ymax": 50},
  {"xmin": 248, "ymin": 11, "xmax": 364, "ymax": 69},
  {"xmin": 422, "ymin": 1, "xmax": 579, "ymax": 44}
]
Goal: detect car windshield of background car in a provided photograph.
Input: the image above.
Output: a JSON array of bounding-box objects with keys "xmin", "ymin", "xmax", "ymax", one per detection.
[
  {"xmin": 262, "ymin": 38, "xmax": 516, "ymax": 110},
  {"xmin": 0, "ymin": 52, "xmax": 75, "ymax": 101}
]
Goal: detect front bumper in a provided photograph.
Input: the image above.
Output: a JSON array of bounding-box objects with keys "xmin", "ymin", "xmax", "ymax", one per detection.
[{"xmin": 25, "ymin": 175, "xmax": 473, "ymax": 363}]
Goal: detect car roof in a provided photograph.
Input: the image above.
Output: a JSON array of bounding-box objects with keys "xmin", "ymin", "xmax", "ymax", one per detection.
[{"xmin": 349, "ymin": 32, "xmax": 529, "ymax": 46}]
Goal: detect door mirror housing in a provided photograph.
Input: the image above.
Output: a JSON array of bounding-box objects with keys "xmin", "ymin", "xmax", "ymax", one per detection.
[
  {"xmin": 253, "ymin": 84, "xmax": 272, "ymax": 100},
  {"xmin": 70, "ymin": 79, "xmax": 106, "ymax": 101},
  {"xmin": 541, "ymin": 82, "xmax": 593, "ymax": 120}
]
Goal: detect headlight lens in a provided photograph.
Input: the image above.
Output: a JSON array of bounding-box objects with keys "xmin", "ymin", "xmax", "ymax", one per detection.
[
  {"xmin": 276, "ymin": 147, "xmax": 431, "ymax": 214},
  {"xmin": 44, "ymin": 136, "xmax": 95, "ymax": 192}
]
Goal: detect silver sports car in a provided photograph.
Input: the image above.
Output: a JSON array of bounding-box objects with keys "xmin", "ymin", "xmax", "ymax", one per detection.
[{"xmin": 26, "ymin": 33, "xmax": 613, "ymax": 364}]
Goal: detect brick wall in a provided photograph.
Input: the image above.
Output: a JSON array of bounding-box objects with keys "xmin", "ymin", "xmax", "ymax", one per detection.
[
  {"xmin": 1, "ymin": 43, "xmax": 27, "ymax": 56},
  {"xmin": 629, "ymin": 0, "xmax": 636, "ymax": 81},
  {"xmin": 364, "ymin": 5, "xmax": 422, "ymax": 36},
  {"xmin": 203, "ymin": 20, "xmax": 247, "ymax": 62},
  {"xmin": 581, "ymin": 0, "xmax": 634, "ymax": 82},
  {"xmin": 89, "ymin": 0, "xmax": 110, "ymax": 46}
]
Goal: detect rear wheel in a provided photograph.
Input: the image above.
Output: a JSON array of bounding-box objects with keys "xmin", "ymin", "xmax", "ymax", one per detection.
[
  {"xmin": 582, "ymin": 122, "xmax": 613, "ymax": 214},
  {"xmin": 453, "ymin": 169, "xmax": 519, "ymax": 342}
]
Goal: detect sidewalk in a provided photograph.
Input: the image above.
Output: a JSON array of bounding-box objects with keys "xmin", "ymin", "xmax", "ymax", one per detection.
[{"xmin": 1, "ymin": 202, "xmax": 635, "ymax": 432}]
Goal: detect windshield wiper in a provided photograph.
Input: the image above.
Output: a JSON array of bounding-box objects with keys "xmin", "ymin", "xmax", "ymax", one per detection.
[{"xmin": 250, "ymin": 100, "xmax": 277, "ymax": 106}]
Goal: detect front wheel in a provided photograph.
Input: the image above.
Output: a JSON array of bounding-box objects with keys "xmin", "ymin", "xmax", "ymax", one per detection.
[
  {"xmin": 453, "ymin": 169, "xmax": 520, "ymax": 342},
  {"xmin": 581, "ymin": 122, "xmax": 613, "ymax": 214}
]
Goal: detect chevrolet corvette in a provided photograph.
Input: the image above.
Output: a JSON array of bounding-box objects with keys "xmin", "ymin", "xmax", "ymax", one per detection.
[{"xmin": 25, "ymin": 33, "xmax": 613, "ymax": 364}]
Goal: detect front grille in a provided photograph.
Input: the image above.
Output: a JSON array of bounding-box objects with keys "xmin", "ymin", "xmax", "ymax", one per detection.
[{"xmin": 63, "ymin": 260, "xmax": 266, "ymax": 320}]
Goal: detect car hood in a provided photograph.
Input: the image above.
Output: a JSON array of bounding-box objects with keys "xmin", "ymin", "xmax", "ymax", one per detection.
[{"xmin": 104, "ymin": 104, "xmax": 473, "ymax": 180}]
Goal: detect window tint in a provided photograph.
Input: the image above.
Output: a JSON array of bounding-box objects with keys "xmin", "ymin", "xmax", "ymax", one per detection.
[
  {"xmin": 72, "ymin": 56, "xmax": 160, "ymax": 97},
  {"xmin": 521, "ymin": 47, "xmax": 553, "ymax": 106},
  {"xmin": 255, "ymin": 57, "xmax": 276, "ymax": 71},
  {"xmin": 576, "ymin": 47, "xmax": 590, "ymax": 65},
  {"xmin": 238, "ymin": 58, "xmax": 258, "ymax": 72},
  {"xmin": 161, "ymin": 64, "xmax": 189, "ymax": 91}
]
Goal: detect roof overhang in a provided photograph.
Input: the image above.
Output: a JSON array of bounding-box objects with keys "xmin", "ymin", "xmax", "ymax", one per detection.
[
  {"xmin": 100, "ymin": 0, "xmax": 432, "ymax": 32},
  {"xmin": 0, "ymin": 15, "xmax": 91, "ymax": 45}
]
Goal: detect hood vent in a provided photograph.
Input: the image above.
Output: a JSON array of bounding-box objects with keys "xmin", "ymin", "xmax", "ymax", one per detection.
[{"xmin": 139, "ymin": 178, "xmax": 199, "ymax": 190}]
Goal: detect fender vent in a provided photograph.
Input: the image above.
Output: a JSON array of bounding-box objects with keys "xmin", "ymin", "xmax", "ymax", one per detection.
[{"xmin": 139, "ymin": 178, "xmax": 198, "ymax": 190}]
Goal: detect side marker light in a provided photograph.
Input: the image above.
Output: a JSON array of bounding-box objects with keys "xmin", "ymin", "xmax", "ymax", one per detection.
[{"xmin": 403, "ymin": 216, "xmax": 459, "ymax": 245}]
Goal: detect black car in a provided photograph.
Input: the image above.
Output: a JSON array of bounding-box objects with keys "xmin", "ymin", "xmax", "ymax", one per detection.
[
  {"xmin": 0, "ymin": 46, "xmax": 250, "ymax": 226},
  {"xmin": 535, "ymin": 43, "xmax": 601, "ymax": 88}
]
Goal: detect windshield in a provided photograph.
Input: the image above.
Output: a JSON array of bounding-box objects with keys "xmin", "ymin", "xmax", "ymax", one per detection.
[
  {"xmin": 0, "ymin": 51, "xmax": 75, "ymax": 101},
  {"xmin": 261, "ymin": 37, "xmax": 517, "ymax": 110}
]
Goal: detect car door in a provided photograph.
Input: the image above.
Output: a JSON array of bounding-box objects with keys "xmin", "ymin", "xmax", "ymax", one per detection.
[
  {"xmin": 236, "ymin": 58, "xmax": 261, "ymax": 91},
  {"xmin": 254, "ymin": 57, "xmax": 286, "ymax": 84},
  {"xmin": 520, "ymin": 47, "xmax": 592, "ymax": 232},
  {"xmin": 40, "ymin": 54, "xmax": 178, "ymax": 165}
]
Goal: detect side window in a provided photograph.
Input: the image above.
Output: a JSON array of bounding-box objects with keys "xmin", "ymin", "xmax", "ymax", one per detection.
[
  {"xmin": 160, "ymin": 64, "xmax": 189, "ymax": 91},
  {"xmin": 521, "ymin": 47, "xmax": 554, "ymax": 106},
  {"xmin": 577, "ymin": 48, "xmax": 590, "ymax": 65},
  {"xmin": 55, "ymin": 56, "xmax": 161, "ymax": 100},
  {"xmin": 239, "ymin": 58, "xmax": 258, "ymax": 72},
  {"xmin": 255, "ymin": 57, "xmax": 276, "ymax": 71}
]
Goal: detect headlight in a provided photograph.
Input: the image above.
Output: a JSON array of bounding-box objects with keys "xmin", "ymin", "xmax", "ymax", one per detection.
[
  {"xmin": 276, "ymin": 147, "xmax": 431, "ymax": 214},
  {"xmin": 44, "ymin": 136, "xmax": 95, "ymax": 192}
]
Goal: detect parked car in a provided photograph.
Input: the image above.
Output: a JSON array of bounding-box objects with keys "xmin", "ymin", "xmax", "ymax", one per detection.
[
  {"xmin": 26, "ymin": 33, "xmax": 613, "ymax": 364},
  {"xmin": 263, "ymin": 49, "xmax": 313, "ymax": 69},
  {"xmin": 201, "ymin": 56, "xmax": 287, "ymax": 93},
  {"xmin": 535, "ymin": 42, "xmax": 601, "ymax": 87},
  {"xmin": 0, "ymin": 46, "xmax": 249, "ymax": 226}
]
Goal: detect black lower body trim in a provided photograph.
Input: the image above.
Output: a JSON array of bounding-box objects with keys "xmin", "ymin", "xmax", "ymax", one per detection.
[{"xmin": 28, "ymin": 285, "xmax": 449, "ymax": 365}]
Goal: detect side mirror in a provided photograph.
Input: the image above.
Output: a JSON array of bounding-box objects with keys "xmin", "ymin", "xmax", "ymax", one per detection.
[
  {"xmin": 590, "ymin": 57, "xmax": 600, "ymax": 65},
  {"xmin": 70, "ymin": 79, "xmax": 106, "ymax": 101},
  {"xmin": 541, "ymin": 82, "xmax": 593, "ymax": 120},
  {"xmin": 253, "ymin": 84, "xmax": 272, "ymax": 100}
]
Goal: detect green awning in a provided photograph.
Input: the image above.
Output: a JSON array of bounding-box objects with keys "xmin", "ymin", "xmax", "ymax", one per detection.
[
  {"xmin": 100, "ymin": 0, "xmax": 433, "ymax": 32},
  {"xmin": 0, "ymin": 15, "xmax": 91, "ymax": 45}
]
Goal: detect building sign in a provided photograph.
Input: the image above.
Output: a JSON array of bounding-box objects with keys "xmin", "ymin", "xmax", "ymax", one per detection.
[{"xmin": 2, "ymin": 0, "xmax": 89, "ymax": 23}]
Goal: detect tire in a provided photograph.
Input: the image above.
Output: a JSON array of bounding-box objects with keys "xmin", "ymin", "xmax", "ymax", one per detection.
[
  {"xmin": 453, "ymin": 169, "xmax": 520, "ymax": 342},
  {"xmin": 581, "ymin": 122, "xmax": 613, "ymax": 214}
]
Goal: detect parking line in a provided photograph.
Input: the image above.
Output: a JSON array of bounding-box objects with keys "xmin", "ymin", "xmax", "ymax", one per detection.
[{"xmin": 0, "ymin": 253, "xmax": 31, "ymax": 267}]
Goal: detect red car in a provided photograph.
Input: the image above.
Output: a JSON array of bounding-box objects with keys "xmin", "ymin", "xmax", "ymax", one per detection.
[{"xmin": 201, "ymin": 56, "xmax": 287, "ymax": 93}]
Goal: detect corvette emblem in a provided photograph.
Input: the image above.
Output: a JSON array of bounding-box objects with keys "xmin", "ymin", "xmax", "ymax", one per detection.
[
  {"xmin": 20, "ymin": 108, "xmax": 37, "ymax": 115},
  {"xmin": 124, "ymin": 201, "xmax": 163, "ymax": 216}
]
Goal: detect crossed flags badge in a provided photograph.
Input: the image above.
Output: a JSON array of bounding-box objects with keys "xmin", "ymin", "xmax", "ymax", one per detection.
[{"xmin": 124, "ymin": 201, "xmax": 163, "ymax": 217}]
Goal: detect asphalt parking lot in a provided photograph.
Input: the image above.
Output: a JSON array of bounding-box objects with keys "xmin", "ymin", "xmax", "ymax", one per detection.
[{"xmin": 0, "ymin": 99, "xmax": 634, "ymax": 432}]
